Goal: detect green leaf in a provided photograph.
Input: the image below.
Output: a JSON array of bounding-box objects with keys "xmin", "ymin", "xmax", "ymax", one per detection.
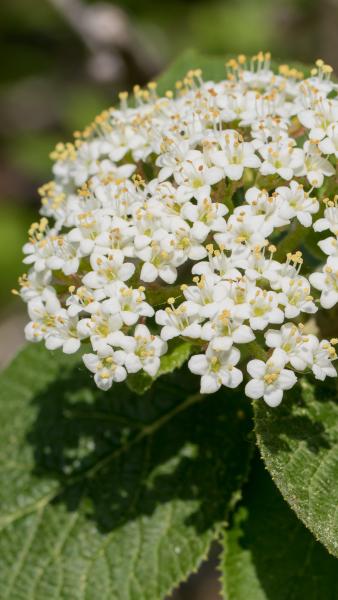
[
  {"xmin": 157, "ymin": 339, "xmax": 193, "ymax": 375},
  {"xmin": 125, "ymin": 369, "xmax": 153, "ymax": 395},
  {"xmin": 220, "ymin": 458, "xmax": 338, "ymax": 600},
  {"xmin": 156, "ymin": 49, "xmax": 227, "ymax": 93},
  {"xmin": 254, "ymin": 377, "xmax": 338, "ymax": 557},
  {"xmin": 0, "ymin": 344, "xmax": 253, "ymax": 600}
]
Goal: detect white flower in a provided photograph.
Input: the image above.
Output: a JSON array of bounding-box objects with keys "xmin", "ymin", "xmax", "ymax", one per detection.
[
  {"xmin": 264, "ymin": 323, "xmax": 311, "ymax": 370},
  {"xmin": 68, "ymin": 211, "xmax": 112, "ymax": 255},
  {"xmin": 92, "ymin": 177, "xmax": 142, "ymax": 218},
  {"xmin": 94, "ymin": 218, "xmax": 136, "ymax": 257},
  {"xmin": 51, "ymin": 140, "xmax": 99, "ymax": 186},
  {"xmin": 44, "ymin": 313, "xmax": 82, "ymax": 354},
  {"xmin": 244, "ymin": 186, "xmax": 288, "ymax": 227},
  {"xmin": 209, "ymin": 130, "xmax": 260, "ymax": 180},
  {"xmin": 317, "ymin": 236, "xmax": 338, "ymax": 257},
  {"xmin": 77, "ymin": 310, "xmax": 123, "ymax": 353},
  {"xmin": 113, "ymin": 324, "xmax": 167, "ymax": 376},
  {"xmin": 83, "ymin": 349, "xmax": 127, "ymax": 390},
  {"xmin": 155, "ymin": 301, "xmax": 202, "ymax": 341},
  {"xmin": 319, "ymin": 123, "xmax": 338, "ymax": 158},
  {"xmin": 147, "ymin": 179, "xmax": 185, "ymax": 209},
  {"xmin": 192, "ymin": 244, "xmax": 246, "ymax": 279},
  {"xmin": 182, "ymin": 275, "xmax": 220, "ymax": 319},
  {"xmin": 18, "ymin": 269, "xmax": 55, "ymax": 304},
  {"xmin": 181, "ymin": 196, "xmax": 228, "ymax": 239},
  {"xmin": 275, "ymin": 181, "xmax": 319, "ymax": 227},
  {"xmin": 71, "ymin": 140, "xmax": 111, "ymax": 186},
  {"xmin": 263, "ymin": 252, "xmax": 302, "ymax": 291},
  {"xmin": 174, "ymin": 150, "xmax": 224, "ymax": 201},
  {"xmin": 251, "ymin": 116, "xmax": 289, "ymax": 145},
  {"xmin": 132, "ymin": 204, "xmax": 168, "ymax": 251},
  {"xmin": 298, "ymin": 100, "xmax": 338, "ymax": 141},
  {"xmin": 309, "ymin": 258, "xmax": 338, "ymax": 309},
  {"xmin": 66, "ymin": 286, "xmax": 105, "ymax": 317},
  {"xmin": 247, "ymin": 288, "xmax": 284, "ymax": 330},
  {"xmin": 170, "ymin": 222, "xmax": 208, "ymax": 262},
  {"xmin": 155, "ymin": 138, "xmax": 190, "ymax": 182},
  {"xmin": 215, "ymin": 213, "xmax": 272, "ymax": 251},
  {"xmin": 313, "ymin": 200, "xmax": 338, "ymax": 235},
  {"xmin": 101, "ymin": 282, "xmax": 154, "ymax": 325},
  {"xmin": 25, "ymin": 295, "xmax": 62, "ymax": 344},
  {"xmin": 244, "ymin": 245, "xmax": 280, "ymax": 283},
  {"xmin": 188, "ymin": 344, "xmax": 243, "ymax": 393},
  {"xmin": 279, "ymin": 275, "xmax": 317, "ymax": 317},
  {"xmin": 82, "ymin": 251, "xmax": 135, "ymax": 292},
  {"xmin": 39, "ymin": 181, "xmax": 69, "ymax": 227},
  {"xmin": 23, "ymin": 220, "xmax": 79, "ymax": 275},
  {"xmin": 201, "ymin": 304, "xmax": 255, "ymax": 350},
  {"xmin": 214, "ymin": 276, "xmax": 255, "ymax": 309},
  {"xmin": 138, "ymin": 239, "xmax": 177, "ymax": 284},
  {"xmin": 305, "ymin": 336, "xmax": 337, "ymax": 380},
  {"xmin": 105, "ymin": 120, "xmax": 149, "ymax": 162},
  {"xmin": 295, "ymin": 142, "xmax": 335, "ymax": 188},
  {"xmin": 25, "ymin": 295, "xmax": 82, "ymax": 353},
  {"xmin": 245, "ymin": 349, "xmax": 297, "ymax": 406},
  {"xmin": 259, "ymin": 140, "xmax": 304, "ymax": 180},
  {"xmin": 216, "ymin": 91, "xmax": 257, "ymax": 125}
]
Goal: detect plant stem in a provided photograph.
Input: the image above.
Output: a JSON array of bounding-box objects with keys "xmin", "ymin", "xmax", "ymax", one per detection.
[{"xmin": 223, "ymin": 181, "xmax": 235, "ymax": 211}]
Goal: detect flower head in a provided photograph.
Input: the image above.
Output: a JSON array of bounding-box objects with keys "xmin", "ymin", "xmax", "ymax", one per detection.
[{"xmin": 19, "ymin": 53, "xmax": 338, "ymax": 406}]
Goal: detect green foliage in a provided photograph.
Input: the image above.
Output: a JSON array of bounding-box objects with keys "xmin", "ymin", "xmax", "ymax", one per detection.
[
  {"xmin": 220, "ymin": 459, "xmax": 338, "ymax": 600},
  {"xmin": 254, "ymin": 377, "xmax": 338, "ymax": 557},
  {"xmin": 157, "ymin": 49, "xmax": 226, "ymax": 94},
  {"xmin": 0, "ymin": 344, "xmax": 252, "ymax": 599},
  {"xmin": 189, "ymin": 3, "xmax": 275, "ymax": 55}
]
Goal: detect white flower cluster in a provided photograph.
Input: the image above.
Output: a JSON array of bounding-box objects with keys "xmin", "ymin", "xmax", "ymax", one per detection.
[{"xmin": 18, "ymin": 53, "xmax": 338, "ymax": 406}]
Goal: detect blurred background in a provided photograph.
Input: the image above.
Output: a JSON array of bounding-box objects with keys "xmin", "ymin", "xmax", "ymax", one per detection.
[{"xmin": 0, "ymin": 0, "xmax": 337, "ymax": 596}]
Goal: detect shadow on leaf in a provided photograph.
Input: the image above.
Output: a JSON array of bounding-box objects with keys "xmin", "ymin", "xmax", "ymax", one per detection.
[{"xmin": 27, "ymin": 362, "xmax": 253, "ymax": 535}]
